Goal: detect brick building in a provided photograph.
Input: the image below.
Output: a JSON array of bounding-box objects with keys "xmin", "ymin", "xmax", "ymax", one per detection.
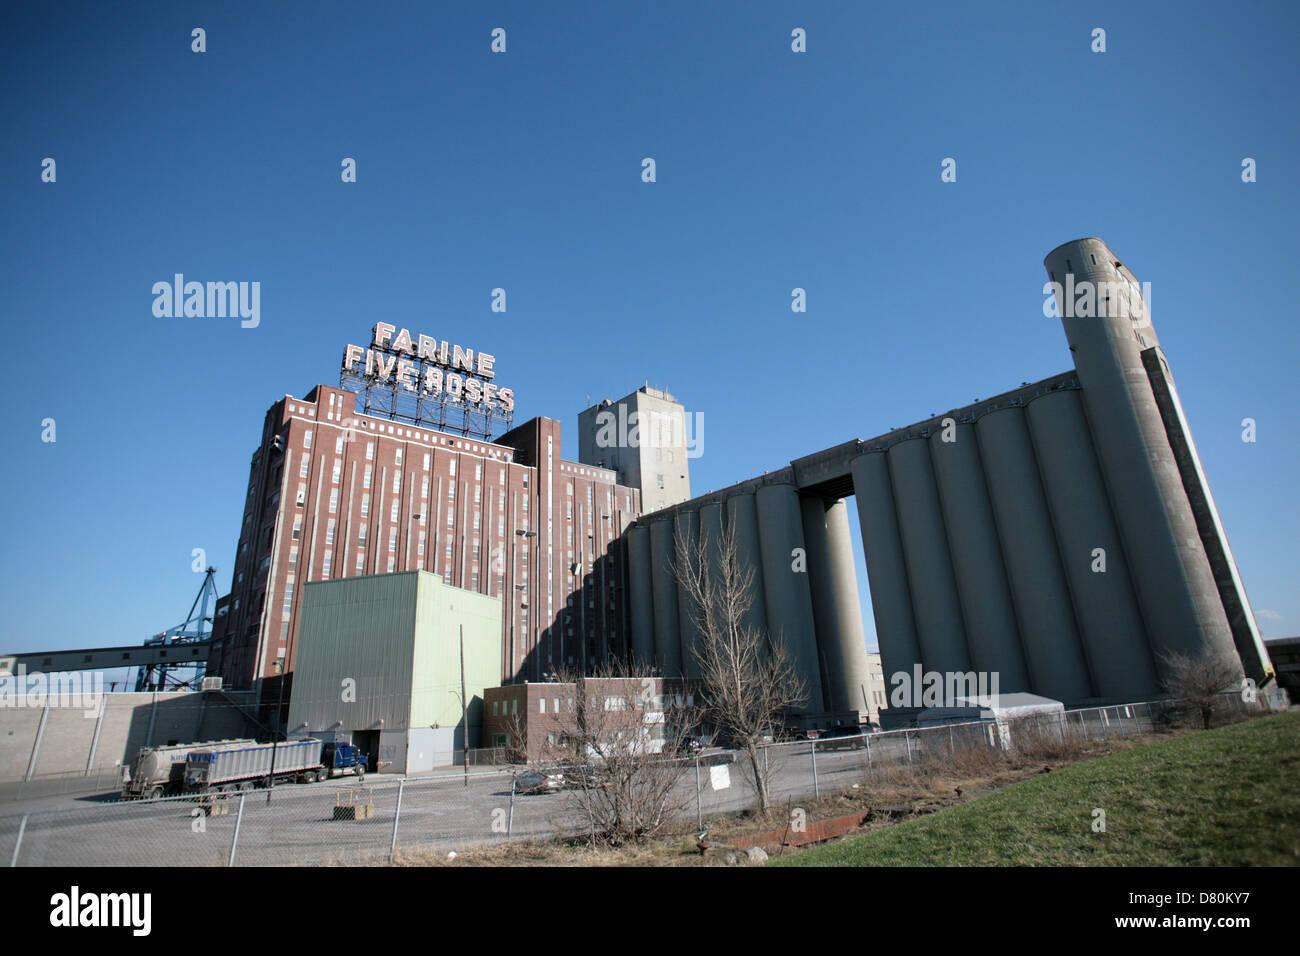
[
  {"xmin": 482, "ymin": 677, "xmax": 666, "ymax": 762},
  {"xmin": 208, "ymin": 383, "xmax": 645, "ymax": 716}
]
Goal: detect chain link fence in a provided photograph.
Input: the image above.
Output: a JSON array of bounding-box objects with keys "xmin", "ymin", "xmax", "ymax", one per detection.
[{"xmin": 2, "ymin": 687, "xmax": 1286, "ymax": 865}]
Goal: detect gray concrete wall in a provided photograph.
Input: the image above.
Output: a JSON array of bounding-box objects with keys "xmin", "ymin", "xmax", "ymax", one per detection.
[{"xmin": 0, "ymin": 690, "xmax": 260, "ymax": 782}]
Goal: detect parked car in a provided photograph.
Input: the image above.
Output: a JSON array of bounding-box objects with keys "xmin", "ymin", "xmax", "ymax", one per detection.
[
  {"xmin": 816, "ymin": 725, "xmax": 867, "ymax": 751},
  {"xmin": 778, "ymin": 727, "xmax": 820, "ymax": 742},
  {"xmin": 514, "ymin": 770, "xmax": 565, "ymax": 795}
]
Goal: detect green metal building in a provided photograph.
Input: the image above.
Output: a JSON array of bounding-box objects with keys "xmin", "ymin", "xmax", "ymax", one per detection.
[{"xmin": 287, "ymin": 571, "xmax": 501, "ymax": 773}]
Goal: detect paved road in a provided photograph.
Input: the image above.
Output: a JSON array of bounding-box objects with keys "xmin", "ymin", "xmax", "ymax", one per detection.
[{"xmin": 0, "ymin": 741, "xmax": 901, "ymax": 866}]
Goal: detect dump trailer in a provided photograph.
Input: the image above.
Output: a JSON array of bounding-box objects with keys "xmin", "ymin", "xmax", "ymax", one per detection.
[
  {"xmin": 183, "ymin": 739, "xmax": 326, "ymax": 793},
  {"xmin": 123, "ymin": 739, "xmax": 256, "ymax": 799}
]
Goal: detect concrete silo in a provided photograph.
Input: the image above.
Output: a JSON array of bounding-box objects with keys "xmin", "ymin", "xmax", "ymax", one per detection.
[
  {"xmin": 1044, "ymin": 238, "xmax": 1239, "ymax": 678},
  {"xmin": 886, "ymin": 437, "xmax": 970, "ymax": 677},
  {"xmin": 928, "ymin": 422, "xmax": 1030, "ymax": 692},
  {"xmin": 625, "ymin": 524, "xmax": 656, "ymax": 669},
  {"xmin": 754, "ymin": 482, "xmax": 825, "ymax": 714}
]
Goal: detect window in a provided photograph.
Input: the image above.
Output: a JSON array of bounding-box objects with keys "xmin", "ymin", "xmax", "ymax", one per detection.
[
  {"xmin": 447, "ymin": 483, "xmax": 456, "ymax": 500},
  {"xmin": 475, "ymin": 463, "xmax": 482, "ymax": 480},
  {"xmin": 356, "ymin": 552, "xmax": 365, "ymax": 572},
  {"xmin": 474, "ymin": 486, "xmax": 481, "ymax": 505},
  {"xmin": 361, "ymin": 494, "xmax": 370, "ymax": 517},
  {"xmin": 423, "ymin": 453, "xmax": 430, "ymax": 471},
  {"xmin": 421, "ymin": 476, "xmax": 429, "ymax": 499},
  {"xmin": 364, "ymin": 465, "xmax": 372, "ymax": 489},
  {"xmin": 446, "ymin": 506, "xmax": 454, "ymax": 528},
  {"xmin": 449, "ymin": 459, "xmax": 457, "ymax": 476},
  {"xmin": 299, "ymin": 458, "xmax": 309, "ymax": 478},
  {"xmin": 418, "ymin": 531, "xmax": 426, "ymax": 555},
  {"xmin": 291, "ymin": 516, "xmax": 302, "ymax": 540},
  {"xmin": 391, "ymin": 500, "xmax": 399, "ymax": 522},
  {"xmin": 540, "ymin": 698, "xmax": 547, "ymax": 714},
  {"xmin": 288, "ymin": 546, "xmax": 298, "ymax": 565},
  {"xmin": 392, "ymin": 473, "xmax": 401, "ymax": 494},
  {"xmin": 656, "ymin": 474, "xmax": 664, "ymax": 489},
  {"xmin": 366, "ymin": 442, "xmax": 375, "ymax": 460},
  {"xmin": 332, "ymin": 459, "xmax": 341, "ymax": 483},
  {"xmin": 282, "ymin": 577, "xmax": 294, "ymax": 617},
  {"xmin": 322, "ymin": 550, "xmax": 332, "ymax": 578},
  {"xmin": 498, "ymin": 470, "xmax": 505, "ymax": 486},
  {"xmin": 303, "ymin": 430, "xmax": 313, "ymax": 449},
  {"xmin": 328, "ymin": 488, "xmax": 338, "ymax": 513},
  {"xmin": 388, "ymin": 528, "xmax": 397, "ymax": 552},
  {"xmin": 395, "ymin": 448, "xmax": 403, "ymax": 466},
  {"xmin": 358, "ymin": 523, "xmax": 368, "ymax": 546},
  {"xmin": 386, "ymin": 556, "xmax": 396, "ymax": 573},
  {"xmin": 335, "ymin": 436, "xmax": 344, "ymax": 454},
  {"xmin": 492, "ymin": 701, "xmax": 499, "ymax": 716},
  {"xmin": 296, "ymin": 483, "xmax": 306, "ymax": 506},
  {"xmin": 326, "ymin": 519, "xmax": 336, "ymax": 545}
]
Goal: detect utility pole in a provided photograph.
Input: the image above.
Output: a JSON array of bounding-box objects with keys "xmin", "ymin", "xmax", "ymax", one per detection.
[
  {"xmin": 460, "ymin": 624, "xmax": 469, "ymax": 787},
  {"xmin": 266, "ymin": 658, "xmax": 286, "ymax": 804}
]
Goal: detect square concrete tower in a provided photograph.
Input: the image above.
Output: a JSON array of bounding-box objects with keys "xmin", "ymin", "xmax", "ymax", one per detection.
[{"xmin": 578, "ymin": 386, "xmax": 692, "ymax": 515}]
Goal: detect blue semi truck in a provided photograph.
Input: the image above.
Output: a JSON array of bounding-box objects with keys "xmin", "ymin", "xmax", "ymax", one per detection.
[{"xmin": 181, "ymin": 739, "xmax": 368, "ymax": 794}]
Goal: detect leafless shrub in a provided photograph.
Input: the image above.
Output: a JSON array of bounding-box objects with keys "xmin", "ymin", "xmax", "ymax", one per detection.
[
  {"xmin": 1160, "ymin": 650, "xmax": 1244, "ymax": 730},
  {"xmin": 531, "ymin": 662, "xmax": 695, "ymax": 848},
  {"xmin": 672, "ymin": 518, "xmax": 806, "ymax": 816}
]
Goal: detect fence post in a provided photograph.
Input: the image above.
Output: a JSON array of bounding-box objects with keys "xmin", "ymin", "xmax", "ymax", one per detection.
[
  {"xmin": 864, "ymin": 734, "xmax": 873, "ymax": 771},
  {"xmin": 905, "ymin": 730, "xmax": 914, "ymax": 764},
  {"xmin": 694, "ymin": 756, "xmax": 702, "ymax": 831},
  {"xmin": 811, "ymin": 742, "xmax": 819, "ymax": 800},
  {"xmin": 508, "ymin": 774, "xmax": 516, "ymax": 837},
  {"xmin": 9, "ymin": 814, "xmax": 28, "ymax": 867},
  {"xmin": 228, "ymin": 793, "xmax": 245, "ymax": 867},
  {"xmin": 948, "ymin": 724, "xmax": 955, "ymax": 757},
  {"xmin": 389, "ymin": 779, "xmax": 405, "ymax": 863}
]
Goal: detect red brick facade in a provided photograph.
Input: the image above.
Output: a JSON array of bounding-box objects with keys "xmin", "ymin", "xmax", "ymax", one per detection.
[{"xmin": 209, "ymin": 385, "xmax": 642, "ymax": 700}]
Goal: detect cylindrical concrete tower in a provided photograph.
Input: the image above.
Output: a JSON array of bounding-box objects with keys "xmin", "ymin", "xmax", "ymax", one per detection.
[
  {"xmin": 1045, "ymin": 238, "xmax": 1239, "ymax": 675},
  {"xmin": 886, "ymin": 437, "xmax": 970, "ymax": 676},
  {"xmin": 928, "ymin": 423, "xmax": 1031, "ymax": 693},
  {"xmin": 754, "ymin": 482, "xmax": 825, "ymax": 714},
  {"xmin": 648, "ymin": 516, "xmax": 682, "ymax": 678},
  {"xmin": 1025, "ymin": 388, "xmax": 1160, "ymax": 701},
  {"xmin": 800, "ymin": 495, "xmax": 845, "ymax": 713},
  {"xmin": 725, "ymin": 492, "xmax": 769, "ymax": 648},
  {"xmin": 674, "ymin": 508, "xmax": 704, "ymax": 680},
  {"xmin": 823, "ymin": 498, "xmax": 875, "ymax": 716},
  {"xmin": 975, "ymin": 405, "xmax": 1095, "ymax": 702},
  {"xmin": 850, "ymin": 451, "xmax": 921, "ymax": 696},
  {"xmin": 625, "ymin": 524, "xmax": 656, "ymax": 669},
  {"xmin": 698, "ymin": 500, "xmax": 725, "ymax": 604}
]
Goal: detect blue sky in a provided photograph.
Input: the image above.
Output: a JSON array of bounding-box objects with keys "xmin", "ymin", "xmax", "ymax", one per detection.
[{"xmin": 2, "ymin": 0, "xmax": 1297, "ymax": 673}]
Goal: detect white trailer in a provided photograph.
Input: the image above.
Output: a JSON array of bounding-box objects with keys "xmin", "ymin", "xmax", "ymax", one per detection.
[{"xmin": 182, "ymin": 739, "xmax": 325, "ymax": 793}]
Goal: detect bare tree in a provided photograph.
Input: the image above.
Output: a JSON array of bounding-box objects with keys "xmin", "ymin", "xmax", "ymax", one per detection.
[
  {"xmin": 532, "ymin": 662, "xmax": 695, "ymax": 847},
  {"xmin": 1160, "ymin": 649, "xmax": 1244, "ymax": 730},
  {"xmin": 673, "ymin": 517, "xmax": 806, "ymax": 816}
]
